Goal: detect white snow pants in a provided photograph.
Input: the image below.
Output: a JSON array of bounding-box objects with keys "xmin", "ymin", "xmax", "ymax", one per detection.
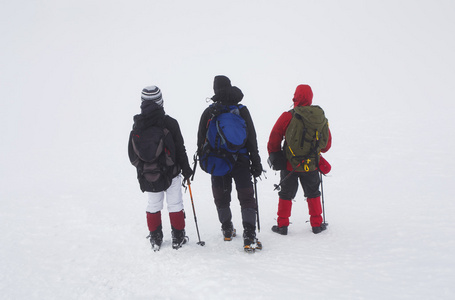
[{"xmin": 145, "ymin": 175, "xmax": 184, "ymax": 213}]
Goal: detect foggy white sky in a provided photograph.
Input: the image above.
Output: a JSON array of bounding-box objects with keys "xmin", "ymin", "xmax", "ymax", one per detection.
[{"xmin": 1, "ymin": 0, "xmax": 454, "ymax": 194}]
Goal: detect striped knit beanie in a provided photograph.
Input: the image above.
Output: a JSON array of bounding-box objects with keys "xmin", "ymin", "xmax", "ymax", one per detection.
[{"xmin": 141, "ymin": 86, "xmax": 163, "ymax": 106}]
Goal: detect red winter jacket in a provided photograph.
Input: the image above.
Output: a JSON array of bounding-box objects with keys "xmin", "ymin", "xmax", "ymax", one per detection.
[{"xmin": 267, "ymin": 85, "xmax": 332, "ymax": 172}]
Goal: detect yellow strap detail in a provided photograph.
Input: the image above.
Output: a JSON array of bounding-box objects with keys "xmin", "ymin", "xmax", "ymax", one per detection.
[{"xmin": 288, "ymin": 146, "xmax": 295, "ymax": 156}]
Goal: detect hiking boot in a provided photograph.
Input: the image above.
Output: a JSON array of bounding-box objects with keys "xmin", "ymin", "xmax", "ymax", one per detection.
[
  {"xmin": 312, "ymin": 223, "xmax": 327, "ymax": 234},
  {"xmin": 271, "ymin": 225, "xmax": 288, "ymax": 235},
  {"xmin": 243, "ymin": 227, "xmax": 262, "ymax": 253},
  {"xmin": 172, "ymin": 228, "xmax": 188, "ymax": 249},
  {"xmin": 221, "ymin": 221, "xmax": 236, "ymax": 241},
  {"xmin": 148, "ymin": 225, "xmax": 163, "ymax": 252}
]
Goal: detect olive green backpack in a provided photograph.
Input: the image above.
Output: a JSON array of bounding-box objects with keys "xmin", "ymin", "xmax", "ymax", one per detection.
[{"xmin": 284, "ymin": 105, "xmax": 329, "ymax": 172}]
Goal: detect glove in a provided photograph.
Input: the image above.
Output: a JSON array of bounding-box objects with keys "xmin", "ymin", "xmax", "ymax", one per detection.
[
  {"xmin": 251, "ymin": 163, "xmax": 263, "ymax": 178},
  {"xmin": 268, "ymin": 151, "xmax": 287, "ymax": 171},
  {"xmin": 182, "ymin": 167, "xmax": 194, "ymax": 183}
]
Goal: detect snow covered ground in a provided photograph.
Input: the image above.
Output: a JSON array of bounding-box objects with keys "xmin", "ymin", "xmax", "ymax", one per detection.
[{"xmin": 1, "ymin": 1, "xmax": 455, "ymax": 299}]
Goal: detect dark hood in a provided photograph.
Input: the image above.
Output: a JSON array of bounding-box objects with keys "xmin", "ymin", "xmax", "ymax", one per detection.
[
  {"xmin": 133, "ymin": 101, "xmax": 165, "ymax": 129},
  {"xmin": 213, "ymin": 75, "xmax": 232, "ymax": 94},
  {"xmin": 212, "ymin": 86, "xmax": 244, "ymax": 104}
]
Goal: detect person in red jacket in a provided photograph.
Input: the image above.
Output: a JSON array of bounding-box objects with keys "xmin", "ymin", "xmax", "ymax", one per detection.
[{"xmin": 267, "ymin": 84, "xmax": 332, "ymax": 235}]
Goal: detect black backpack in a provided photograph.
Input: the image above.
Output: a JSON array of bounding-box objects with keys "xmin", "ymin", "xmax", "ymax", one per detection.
[{"xmin": 129, "ymin": 122, "xmax": 178, "ymax": 192}]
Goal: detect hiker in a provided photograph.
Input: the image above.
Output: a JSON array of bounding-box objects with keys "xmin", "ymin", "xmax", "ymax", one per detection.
[
  {"xmin": 128, "ymin": 86, "xmax": 193, "ymax": 251},
  {"xmin": 197, "ymin": 75, "xmax": 264, "ymax": 252},
  {"xmin": 267, "ymin": 84, "xmax": 332, "ymax": 235}
]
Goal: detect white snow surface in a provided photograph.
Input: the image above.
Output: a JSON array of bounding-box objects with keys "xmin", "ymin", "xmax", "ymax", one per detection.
[{"xmin": 1, "ymin": 1, "xmax": 455, "ymax": 299}]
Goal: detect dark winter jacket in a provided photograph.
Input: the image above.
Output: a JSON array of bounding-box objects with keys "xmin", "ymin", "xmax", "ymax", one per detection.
[
  {"xmin": 197, "ymin": 85, "xmax": 262, "ymax": 173},
  {"xmin": 267, "ymin": 85, "xmax": 332, "ymax": 172},
  {"xmin": 129, "ymin": 101, "xmax": 192, "ymax": 187}
]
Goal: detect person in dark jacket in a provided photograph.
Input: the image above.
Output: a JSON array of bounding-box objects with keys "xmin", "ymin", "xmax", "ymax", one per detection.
[
  {"xmin": 129, "ymin": 86, "xmax": 193, "ymax": 251},
  {"xmin": 267, "ymin": 84, "xmax": 332, "ymax": 235},
  {"xmin": 197, "ymin": 75, "xmax": 263, "ymax": 252}
]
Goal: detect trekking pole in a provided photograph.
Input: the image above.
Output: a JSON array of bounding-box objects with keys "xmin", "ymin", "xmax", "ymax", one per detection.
[
  {"xmin": 273, "ymin": 159, "xmax": 305, "ymax": 191},
  {"xmin": 320, "ymin": 173, "xmax": 327, "ymax": 225},
  {"xmin": 190, "ymin": 152, "xmax": 198, "ymax": 181},
  {"xmin": 274, "ymin": 169, "xmax": 296, "ymax": 191},
  {"xmin": 254, "ymin": 178, "xmax": 260, "ymax": 232},
  {"xmin": 274, "ymin": 154, "xmax": 320, "ymax": 191},
  {"xmin": 187, "ymin": 180, "xmax": 205, "ymax": 246}
]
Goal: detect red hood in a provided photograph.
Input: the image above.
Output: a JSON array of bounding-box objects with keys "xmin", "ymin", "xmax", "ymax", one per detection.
[{"xmin": 293, "ymin": 84, "xmax": 313, "ymax": 107}]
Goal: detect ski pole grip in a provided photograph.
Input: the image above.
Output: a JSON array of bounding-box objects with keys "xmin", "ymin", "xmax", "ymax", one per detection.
[{"xmin": 191, "ymin": 153, "xmax": 198, "ymax": 181}]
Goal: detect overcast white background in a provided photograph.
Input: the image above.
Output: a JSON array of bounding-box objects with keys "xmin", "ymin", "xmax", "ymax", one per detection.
[{"xmin": 1, "ymin": 1, "xmax": 454, "ymax": 299}]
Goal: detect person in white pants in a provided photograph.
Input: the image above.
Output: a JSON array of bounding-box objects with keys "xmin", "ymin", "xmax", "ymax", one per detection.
[
  {"xmin": 145, "ymin": 174, "xmax": 186, "ymax": 241},
  {"xmin": 129, "ymin": 85, "xmax": 193, "ymax": 251}
]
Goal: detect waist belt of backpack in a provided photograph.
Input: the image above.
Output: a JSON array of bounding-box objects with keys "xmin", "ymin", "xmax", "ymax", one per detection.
[{"xmin": 288, "ymin": 145, "xmax": 318, "ymax": 172}]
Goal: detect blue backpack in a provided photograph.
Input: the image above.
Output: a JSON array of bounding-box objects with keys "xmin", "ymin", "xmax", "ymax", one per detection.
[{"xmin": 199, "ymin": 104, "xmax": 248, "ymax": 176}]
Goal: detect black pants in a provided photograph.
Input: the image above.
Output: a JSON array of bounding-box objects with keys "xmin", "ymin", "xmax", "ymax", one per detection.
[
  {"xmin": 278, "ymin": 169, "xmax": 321, "ymax": 200},
  {"xmin": 211, "ymin": 163, "xmax": 257, "ymax": 228}
]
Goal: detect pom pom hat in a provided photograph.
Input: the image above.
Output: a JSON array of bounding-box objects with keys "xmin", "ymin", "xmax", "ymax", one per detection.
[{"xmin": 141, "ymin": 86, "xmax": 163, "ymax": 107}]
